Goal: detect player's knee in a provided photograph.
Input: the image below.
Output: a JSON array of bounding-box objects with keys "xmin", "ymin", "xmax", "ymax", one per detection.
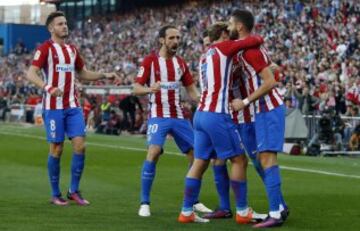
[
  {"xmin": 212, "ymin": 158, "xmax": 226, "ymax": 166},
  {"xmin": 230, "ymin": 155, "xmax": 248, "ymax": 168},
  {"xmin": 259, "ymin": 152, "xmax": 277, "ymax": 169},
  {"xmin": 146, "ymin": 145, "xmax": 162, "ymax": 161},
  {"xmin": 51, "ymin": 143, "xmax": 64, "ymax": 156},
  {"xmin": 187, "ymin": 159, "xmax": 209, "ymax": 178},
  {"xmin": 74, "ymin": 143, "xmax": 86, "ymax": 154}
]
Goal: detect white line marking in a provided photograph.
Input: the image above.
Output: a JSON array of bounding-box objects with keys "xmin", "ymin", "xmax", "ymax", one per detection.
[{"xmin": 1, "ymin": 130, "xmax": 360, "ymax": 180}]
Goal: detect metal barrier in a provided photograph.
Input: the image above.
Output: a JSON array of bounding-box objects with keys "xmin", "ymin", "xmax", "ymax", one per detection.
[{"xmin": 303, "ymin": 114, "xmax": 360, "ymax": 139}]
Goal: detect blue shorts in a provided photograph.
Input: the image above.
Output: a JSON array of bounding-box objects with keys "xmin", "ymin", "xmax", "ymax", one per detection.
[
  {"xmin": 237, "ymin": 122, "xmax": 257, "ymax": 160},
  {"xmin": 255, "ymin": 105, "xmax": 285, "ymax": 153},
  {"xmin": 147, "ymin": 117, "xmax": 193, "ymax": 154},
  {"xmin": 42, "ymin": 107, "xmax": 86, "ymax": 143},
  {"xmin": 193, "ymin": 111, "xmax": 244, "ymax": 160}
]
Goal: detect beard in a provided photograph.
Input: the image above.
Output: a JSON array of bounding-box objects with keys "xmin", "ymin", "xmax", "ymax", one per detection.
[
  {"xmin": 229, "ymin": 30, "xmax": 239, "ymax": 40},
  {"xmin": 167, "ymin": 44, "xmax": 178, "ymax": 55},
  {"xmin": 58, "ymin": 30, "xmax": 69, "ymax": 39}
]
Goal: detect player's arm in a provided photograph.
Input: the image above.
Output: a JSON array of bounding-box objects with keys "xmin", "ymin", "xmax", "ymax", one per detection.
[
  {"xmin": 133, "ymin": 82, "xmax": 160, "ymax": 96},
  {"xmin": 221, "ymin": 35, "xmax": 264, "ymax": 57},
  {"xmin": 26, "ymin": 47, "xmax": 62, "ymax": 97},
  {"xmin": 185, "ymin": 84, "xmax": 200, "ymax": 103},
  {"xmin": 74, "ymin": 46, "xmax": 119, "ymax": 82},
  {"xmin": 77, "ymin": 68, "xmax": 119, "ymax": 81},
  {"xmin": 232, "ymin": 48, "xmax": 276, "ymax": 111},
  {"xmin": 247, "ymin": 66, "xmax": 277, "ymax": 102},
  {"xmin": 180, "ymin": 59, "xmax": 199, "ymax": 102},
  {"xmin": 133, "ymin": 56, "xmax": 160, "ymax": 96},
  {"xmin": 232, "ymin": 66, "xmax": 276, "ymax": 111}
]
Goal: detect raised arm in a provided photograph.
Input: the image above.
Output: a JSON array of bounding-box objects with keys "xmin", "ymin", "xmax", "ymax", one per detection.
[{"xmin": 220, "ymin": 35, "xmax": 264, "ymax": 57}]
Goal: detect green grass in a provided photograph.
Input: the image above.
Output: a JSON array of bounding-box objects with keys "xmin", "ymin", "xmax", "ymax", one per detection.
[{"xmin": 0, "ymin": 123, "xmax": 360, "ymax": 231}]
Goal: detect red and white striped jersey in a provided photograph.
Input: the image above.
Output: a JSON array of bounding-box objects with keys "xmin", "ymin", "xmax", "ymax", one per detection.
[
  {"xmin": 135, "ymin": 52, "xmax": 193, "ymax": 119},
  {"xmin": 32, "ymin": 40, "xmax": 84, "ymax": 110},
  {"xmin": 198, "ymin": 37, "xmax": 263, "ymax": 114},
  {"xmin": 230, "ymin": 56, "xmax": 255, "ymax": 124},
  {"xmin": 238, "ymin": 46, "xmax": 283, "ymax": 113}
]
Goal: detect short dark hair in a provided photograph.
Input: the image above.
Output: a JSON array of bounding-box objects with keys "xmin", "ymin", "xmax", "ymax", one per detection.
[
  {"xmin": 158, "ymin": 25, "xmax": 177, "ymax": 39},
  {"xmin": 231, "ymin": 9, "xmax": 254, "ymax": 32},
  {"xmin": 207, "ymin": 22, "xmax": 229, "ymax": 42},
  {"xmin": 45, "ymin": 11, "xmax": 66, "ymax": 27}
]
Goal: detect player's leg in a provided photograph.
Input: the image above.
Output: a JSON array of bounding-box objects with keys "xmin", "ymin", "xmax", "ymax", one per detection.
[
  {"xmin": 243, "ymin": 123, "xmax": 288, "ymax": 220},
  {"xmin": 209, "ymin": 115, "xmax": 266, "ymax": 224},
  {"xmin": 202, "ymin": 157, "xmax": 232, "ymax": 219},
  {"xmin": 178, "ymin": 112, "xmax": 213, "ymax": 223},
  {"xmin": 43, "ymin": 109, "xmax": 67, "ymax": 205},
  {"xmin": 139, "ymin": 118, "xmax": 169, "ymax": 216},
  {"xmin": 253, "ymin": 105, "xmax": 287, "ymax": 228},
  {"xmin": 239, "ymin": 123, "xmax": 265, "ymax": 180},
  {"xmin": 171, "ymin": 119, "xmax": 212, "ymax": 213},
  {"xmin": 64, "ymin": 108, "xmax": 89, "ymax": 206},
  {"xmin": 229, "ymin": 153, "xmax": 266, "ymax": 224},
  {"xmin": 48, "ymin": 142, "xmax": 67, "ymax": 205}
]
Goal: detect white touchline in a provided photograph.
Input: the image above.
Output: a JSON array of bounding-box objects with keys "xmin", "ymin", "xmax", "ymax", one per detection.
[{"xmin": 1, "ymin": 130, "xmax": 360, "ymax": 180}]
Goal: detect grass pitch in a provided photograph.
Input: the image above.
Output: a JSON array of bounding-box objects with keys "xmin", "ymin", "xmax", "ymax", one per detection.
[{"xmin": 0, "ymin": 123, "xmax": 359, "ymax": 231}]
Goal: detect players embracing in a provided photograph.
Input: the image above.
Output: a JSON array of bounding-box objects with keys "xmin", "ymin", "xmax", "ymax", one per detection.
[{"xmin": 177, "ymin": 9, "xmax": 289, "ymax": 228}]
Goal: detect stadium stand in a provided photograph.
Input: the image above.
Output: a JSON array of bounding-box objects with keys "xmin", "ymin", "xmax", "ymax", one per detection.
[{"xmin": 0, "ymin": 0, "xmax": 359, "ymax": 151}]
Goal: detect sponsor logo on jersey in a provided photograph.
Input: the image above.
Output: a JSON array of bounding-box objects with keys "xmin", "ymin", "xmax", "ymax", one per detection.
[
  {"xmin": 160, "ymin": 82, "xmax": 180, "ymax": 90},
  {"xmin": 56, "ymin": 64, "xmax": 75, "ymax": 72}
]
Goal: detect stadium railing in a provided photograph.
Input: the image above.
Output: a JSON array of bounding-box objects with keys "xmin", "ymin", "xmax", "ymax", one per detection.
[{"xmin": 303, "ymin": 114, "xmax": 360, "ymax": 138}]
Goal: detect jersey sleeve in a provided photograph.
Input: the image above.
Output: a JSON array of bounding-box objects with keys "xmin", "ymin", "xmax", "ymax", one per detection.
[
  {"xmin": 135, "ymin": 56, "xmax": 152, "ymax": 86},
  {"xmin": 73, "ymin": 46, "xmax": 85, "ymax": 71},
  {"xmin": 217, "ymin": 35, "xmax": 264, "ymax": 57},
  {"xmin": 242, "ymin": 48, "xmax": 270, "ymax": 73},
  {"xmin": 31, "ymin": 43, "xmax": 49, "ymax": 69},
  {"xmin": 179, "ymin": 59, "xmax": 193, "ymax": 87}
]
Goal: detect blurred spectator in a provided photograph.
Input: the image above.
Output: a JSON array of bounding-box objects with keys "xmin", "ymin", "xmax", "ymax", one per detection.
[
  {"xmin": 343, "ymin": 106, "xmax": 360, "ymax": 145},
  {"xmin": 349, "ymin": 123, "xmax": 360, "ymax": 151},
  {"xmin": 291, "ymin": 85, "xmax": 320, "ymax": 115},
  {"xmin": 119, "ymin": 95, "xmax": 143, "ymax": 131},
  {"xmin": 0, "ymin": 96, "xmax": 8, "ymax": 121},
  {"xmin": 100, "ymin": 97, "xmax": 111, "ymax": 122}
]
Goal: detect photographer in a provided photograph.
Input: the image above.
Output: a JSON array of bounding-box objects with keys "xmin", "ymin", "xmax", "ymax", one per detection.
[
  {"xmin": 291, "ymin": 84, "xmax": 320, "ymax": 115},
  {"xmin": 307, "ymin": 109, "xmax": 344, "ymax": 153}
]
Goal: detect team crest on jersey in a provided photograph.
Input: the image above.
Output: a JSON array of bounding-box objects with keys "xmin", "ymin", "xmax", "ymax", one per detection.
[
  {"xmin": 137, "ymin": 66, "xmax": 145, "ymax": 77},
  {"xmin": 34, "ymin": 50, "xmax": 41, "ymax": 60},
  {"xmin": 176, "ymin": 67, "xmax": 183, "ymax": 76},
  {"xmin": 69, "ymin": 51, "xmax": 75, "ymax": 58},
  {"xmin": 207, "ymin": 48, "xmax": 216, "ymax": 56}
]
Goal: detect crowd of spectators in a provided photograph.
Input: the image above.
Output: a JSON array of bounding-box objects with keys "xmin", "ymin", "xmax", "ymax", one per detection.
[{"xmin": 0, "ymin": 0, "xmax": 359, "ymax": 149}]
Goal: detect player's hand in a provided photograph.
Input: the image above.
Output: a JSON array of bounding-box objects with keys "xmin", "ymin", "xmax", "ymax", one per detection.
[
  {"xmin": 149, "ymin": 81, "xmax": 161, "ymax": 93},
  {"xmin": 103, "ymin": 72, "xmax": 121, "ymax": 86},
  {"xmin": 103, "ymin": 72, "xmax": 120, "ymax": 80},
  {"xmin": 49, "ymin": 87, "xmax": 63, "ymax": 97},
  {"xmin": 231, "ymin": 98, "xmax": 245, "ymax": 111}
]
